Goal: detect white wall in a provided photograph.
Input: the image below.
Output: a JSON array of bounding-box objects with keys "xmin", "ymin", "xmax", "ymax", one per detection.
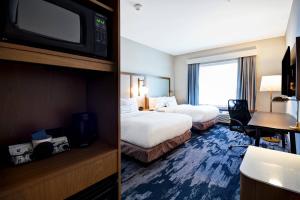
[
  {"xmin": 174, "ymin": 37, "xmax": 287, "ymax": 113},
  {"xmin": 285, "ymin": 0, "xmax": 300, "ymax": 154},
  {"xmin": 121, "ymin": 37, "xmax": 174, "ymax": 92},
  {"xmin": 286, "ymin": 0, "xmax": 300, "ymax": 48},
  {"xmin": 285, "ymin": 0, "xmax": 300, "ymax": 119}
]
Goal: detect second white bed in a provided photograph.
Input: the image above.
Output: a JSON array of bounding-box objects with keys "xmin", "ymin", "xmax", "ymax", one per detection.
[{"xmin": 149, "ymin": 96, "xmax": 220, "ymax": 130}]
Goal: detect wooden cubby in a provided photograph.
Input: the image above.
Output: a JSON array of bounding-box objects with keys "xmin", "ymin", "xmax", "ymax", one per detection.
[
  {"xmin": 0, "ymin": 61, "xmax": 118, "ymax": 147},
  {"xmin": 0, "ymin": 42, "xmax": 115, "ymax": 72},
  {"xmin": 0, "ymin": 0, "xmax": 120, "ymax": 199},
  {"xmin": 0, "ymin": 141, "xmax": 118, "ymax": 199}
]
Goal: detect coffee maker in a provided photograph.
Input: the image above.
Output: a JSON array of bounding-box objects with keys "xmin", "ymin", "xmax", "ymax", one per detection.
[{"xmin": 70, "ymin": 112, "xmax": 97, "ymax": 147}]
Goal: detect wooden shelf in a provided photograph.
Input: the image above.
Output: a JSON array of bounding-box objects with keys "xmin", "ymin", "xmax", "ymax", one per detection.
[
  {"xmin": 0, "ymin": 42, "xmax": 114, "ymax": 72},
  {"xmin": 0, "ymin": 141, "xmax": 118, "ymax": 200},
  {"xmin": 89, "ymin": 0, "xmax": 114, "ymax": 12}
]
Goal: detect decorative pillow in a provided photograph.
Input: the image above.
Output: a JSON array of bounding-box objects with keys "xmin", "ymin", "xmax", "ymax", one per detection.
[
  {"xmin": 165, "ymin": 96, "xmax": 178, "ymax": 107},
  {"xmin": 148, "ymin": 97, "xmax": 165, "ymax": 110},
  {"xmin": 121, "ymin": 98, "xmax": 139, "ymax": 114}
]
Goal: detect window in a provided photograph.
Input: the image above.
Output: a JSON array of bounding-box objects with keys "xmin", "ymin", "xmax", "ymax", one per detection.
[{"xmin": 199, "ymin": 59, "xmax": 238, "ymax": 108}]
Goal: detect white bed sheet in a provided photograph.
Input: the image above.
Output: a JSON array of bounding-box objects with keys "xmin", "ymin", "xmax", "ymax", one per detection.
[
  {"xmin": 157, "ymin": 104, "xmax": 220, "ymax": 123},
  {"xmin": 121, "ymin": 111, "xmax": 192, "ymax": 148}
]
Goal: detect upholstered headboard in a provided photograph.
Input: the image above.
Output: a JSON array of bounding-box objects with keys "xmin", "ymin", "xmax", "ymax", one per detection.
[{"xmin": 120, "ymin": 72, "xmax": 170, "ymax": 108}]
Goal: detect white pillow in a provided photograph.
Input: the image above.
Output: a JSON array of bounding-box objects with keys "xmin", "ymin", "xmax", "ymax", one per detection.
[
  {"xmin": 165, "ymin": 96, "xmax": 178, "ymax": 107},
  {"xmin": 148, "ymin": 97, "xmax": 166, "ymax": 110},
  {"xmin": 148, "ymin": 96, "xmax": 178, "ymax": 109},
  {"xmin": 121, "ymin": 98, "xmax": 139, "ymax": 114}
]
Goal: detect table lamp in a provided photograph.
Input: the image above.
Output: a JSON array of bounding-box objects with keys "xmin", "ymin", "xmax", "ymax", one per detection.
[
  {"xmin": 260, "ymin": 75, "xmax": 281, "ymax": 112},
  {"xmin": 138, "ymin": 78, "xmax": 148, "ymax": 109}
]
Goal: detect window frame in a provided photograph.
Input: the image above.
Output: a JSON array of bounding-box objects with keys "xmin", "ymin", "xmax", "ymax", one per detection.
[{"xmin": 198, "ymin": 59, "xmax": 239, "ymax": 109}]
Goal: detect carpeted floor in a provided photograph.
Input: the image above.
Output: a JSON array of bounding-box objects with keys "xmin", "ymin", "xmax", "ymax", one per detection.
[{"xmin": 121, "ymin": 124, "xmax": 287, "ymax": 200}]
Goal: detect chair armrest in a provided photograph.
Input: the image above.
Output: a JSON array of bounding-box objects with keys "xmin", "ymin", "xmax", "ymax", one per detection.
[{"xmin": 229, "ymin": 118, "xmax": 248, "ymax": 134}]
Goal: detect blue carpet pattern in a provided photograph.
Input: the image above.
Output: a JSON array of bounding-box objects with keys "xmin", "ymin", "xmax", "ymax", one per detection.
[{"xmin": 121, "ymin": 125, "xmax": 287, "ymax": 200}]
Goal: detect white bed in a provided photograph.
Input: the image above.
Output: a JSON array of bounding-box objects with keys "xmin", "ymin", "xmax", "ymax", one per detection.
[
  {"xmin": 121, "ymin": 98, "xmax": 192, "ymax": 163},
  {"xmin": 121, "ymin": 111, "xmax": 192, "ymax": 148},
  {"xmin": 149, "ymin": 96, "xmax": 220, "ymax": 130}
]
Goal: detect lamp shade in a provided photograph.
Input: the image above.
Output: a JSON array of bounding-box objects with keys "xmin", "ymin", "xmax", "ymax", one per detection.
[
  {"xmin": 140, "ymin": 86, "xmax": 148, "ymax": 96},
  {"xmin": 260, "ymin": 75, "xmax": 281, "ymax": 92}
]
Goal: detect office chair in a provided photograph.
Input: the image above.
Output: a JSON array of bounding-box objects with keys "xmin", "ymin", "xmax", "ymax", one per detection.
[
  {"xmin": 227, "ymin": 99, "xmax": 286, "ymax": 157},
  {"xmin": 227, "ymin": 99, "xmax": 256, "ymax": 157}
]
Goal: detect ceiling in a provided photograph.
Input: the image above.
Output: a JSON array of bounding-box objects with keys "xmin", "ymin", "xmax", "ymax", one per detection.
[{"xmin": 121, "ymin": 0, "xmax": 293, "ymax": 55}]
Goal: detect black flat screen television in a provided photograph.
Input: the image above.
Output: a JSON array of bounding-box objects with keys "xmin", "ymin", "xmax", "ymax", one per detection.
[
  {"xmin": 282, "ymin": 46, "xmax": 290, "ymax": 96},
  {"xmin": 291, "ymin": 37, "xmax": 300, "ymax": 99},
  {"xmin": 282, "ymin": 46, "xmax": 296, "ymax": 97}
]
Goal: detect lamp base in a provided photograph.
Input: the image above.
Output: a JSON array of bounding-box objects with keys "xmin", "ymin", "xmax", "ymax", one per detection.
[{"xmin": 290, "ymin": 122, "xmax": 300, "ymax": 131}]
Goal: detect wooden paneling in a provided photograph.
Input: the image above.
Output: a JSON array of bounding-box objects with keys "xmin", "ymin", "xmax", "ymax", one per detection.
[
  {"xmin": 0, "ymin": 60, "xmax": 120, "ymax": 148},
  {"xmin": 0, "ymin": 42, "xmax": 114, "ymax": 72},
  {"xmin": 89, "ymin": 0, "xmax": 114, "ymax": 11},
  {"xmin": 87, "ymin": 72, "xmax": 119, "ymax": 148},
  {"xmin": 240, "ymin": 174, "xmax": 300, "ymax": 200},
  {"xmin": 113, "ymin": 0, "xmax": 121, "ymax": 198},
  {"xmin": 0, "ymin": 0, "xmax": 120, "ymax": 198},
  {"xmin": 0, "ymin": 142, "xmax": 117, "ymax": 200},
  {"xmin": 0, "ymin": 61, "xmax": 87, "ymax": 145}
]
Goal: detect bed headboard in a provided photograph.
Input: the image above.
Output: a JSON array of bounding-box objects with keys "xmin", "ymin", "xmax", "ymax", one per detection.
[
  {"xmin": 120, "ymin": 72, "xmax": 171, "ymax": 108},
  {"xmin": 146, "ymin": 76, "xmax": 170, "ymax": 97}
]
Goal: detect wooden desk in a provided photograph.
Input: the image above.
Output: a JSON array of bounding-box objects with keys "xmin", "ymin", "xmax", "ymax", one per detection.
[
  {"xmin": 248, "ymin": 112, "xmax": 298, "ymax": 154},
  {"xmin": 240, "ymin": 146, "xmax": 300, "ymax": 200}
]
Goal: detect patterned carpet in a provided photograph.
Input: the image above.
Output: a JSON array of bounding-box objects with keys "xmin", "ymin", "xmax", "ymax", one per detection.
[{"xmin": 121, "ymin": 124, "xmax": 287, "ymax": 200}]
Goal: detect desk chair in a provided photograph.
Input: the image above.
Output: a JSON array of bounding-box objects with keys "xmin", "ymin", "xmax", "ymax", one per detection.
[
  {"xmin": 228, "ymin": 99, "xmax": 285, "ymax": 157},
  {"xmin": 228, "ymin": 99, "xmax": 256, "ymax": 157}
]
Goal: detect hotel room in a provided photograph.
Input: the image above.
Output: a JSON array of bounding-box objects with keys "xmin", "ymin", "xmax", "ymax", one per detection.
[
  {"xmin": 120, "ymin": 0, "xmax": 300, "ymax": 200},
  {"xmin": 0, "ymin": 0, "xmax": 299, "ymax": 200}
]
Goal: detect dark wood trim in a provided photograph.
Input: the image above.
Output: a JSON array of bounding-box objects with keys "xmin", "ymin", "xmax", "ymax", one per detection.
[
  {"xmin": 248, "ymin": 112, "xmax": 298, "ymax": 154},
  {"xmin": 0, "ymin": 0, "xmax": 120, "ymax": 199},
  {"xmin": 240, "ymin": 173, "xmax": 300, "ymax": 200},
  {"xmin": 0, "ymin": 42, "xmax": 114, "ymax": 72},
  {"xmin": 88, "ymin": 0, "xmax": 114, "ymax": 12},
  {"xmin": 112, "ymin": 0, "xmax": 121, "ymax": 199},
  {"xmin": 0, "ymin": 142, "xmax": 118, "ymax": 199}
]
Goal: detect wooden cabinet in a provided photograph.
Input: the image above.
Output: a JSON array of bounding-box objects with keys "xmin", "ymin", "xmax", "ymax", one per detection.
[
  {"xmin": 0, "ymin": 0, "xmax": 120, "ymax": 199},
  {"xmin": 240, "ymin": 174, "xmax": 300, "ymax": 200},
  {"xmin": 0, "ymin": 142, "xmax": 118, "ymax": 200}
]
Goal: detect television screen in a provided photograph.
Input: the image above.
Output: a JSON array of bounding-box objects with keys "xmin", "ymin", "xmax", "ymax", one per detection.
[{"xmin": 282, "ymin": 47, "xmax": 290, "ymax": 96}]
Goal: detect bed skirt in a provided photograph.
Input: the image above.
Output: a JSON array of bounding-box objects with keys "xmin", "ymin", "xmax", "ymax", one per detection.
[
  {"xmin": 192, "ymin": 118, "xmax": 217, "ymax": 131},
  {"xmin": 121, "ymin": 130, "xmax": 191, "ymax": 163}
]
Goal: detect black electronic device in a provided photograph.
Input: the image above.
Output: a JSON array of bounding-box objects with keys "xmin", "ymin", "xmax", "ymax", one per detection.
[
  {"xmin": 71, "ymin": 112, "xmax": 97, "ymax": 147},
  {"xmin": 282, "ymin": 46, "xmax": 296, "ymax": 97},
  {"xmin": 1, "ymin": 0, "xmax": 108, "ymax": 58}
]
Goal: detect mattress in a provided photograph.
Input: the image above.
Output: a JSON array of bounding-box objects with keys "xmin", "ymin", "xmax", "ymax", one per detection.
[
  {"xmin": 121, "ymin": 111, "xmax": 192, "ymax": 148},
  {"xmin": 121, "ymin": 130, "xmax": 191, "ymax": 163},
  {"xmin": 157, "ymin": 104, "xmax": 220, "ymax": 123}
]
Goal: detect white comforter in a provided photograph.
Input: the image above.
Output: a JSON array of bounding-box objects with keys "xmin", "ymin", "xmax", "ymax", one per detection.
[
  {"xmin": 157, "ymin": 104, "xmax": 219, "ymax": 123},
  {"xmin": 121, "ymin": 111, "xmax": 192, "ymax": 148}
]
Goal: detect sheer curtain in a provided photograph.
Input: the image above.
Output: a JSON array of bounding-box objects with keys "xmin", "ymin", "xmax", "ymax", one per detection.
[
  {"xmin": 236, "ymin": 56, "xmax": 257, "ymax": 111},
  {"xmin": 188, "ymin": 63, "xmax": 200, "ymax": 105}
]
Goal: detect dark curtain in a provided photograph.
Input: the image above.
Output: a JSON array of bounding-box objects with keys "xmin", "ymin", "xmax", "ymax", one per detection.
[
  {"xmin": 188, "ymin": 63, "xmax": 200, "ymax": 105},
  {"xmin": 236, "ymin": 56, "xmax": 256, "ymax": 111}
]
